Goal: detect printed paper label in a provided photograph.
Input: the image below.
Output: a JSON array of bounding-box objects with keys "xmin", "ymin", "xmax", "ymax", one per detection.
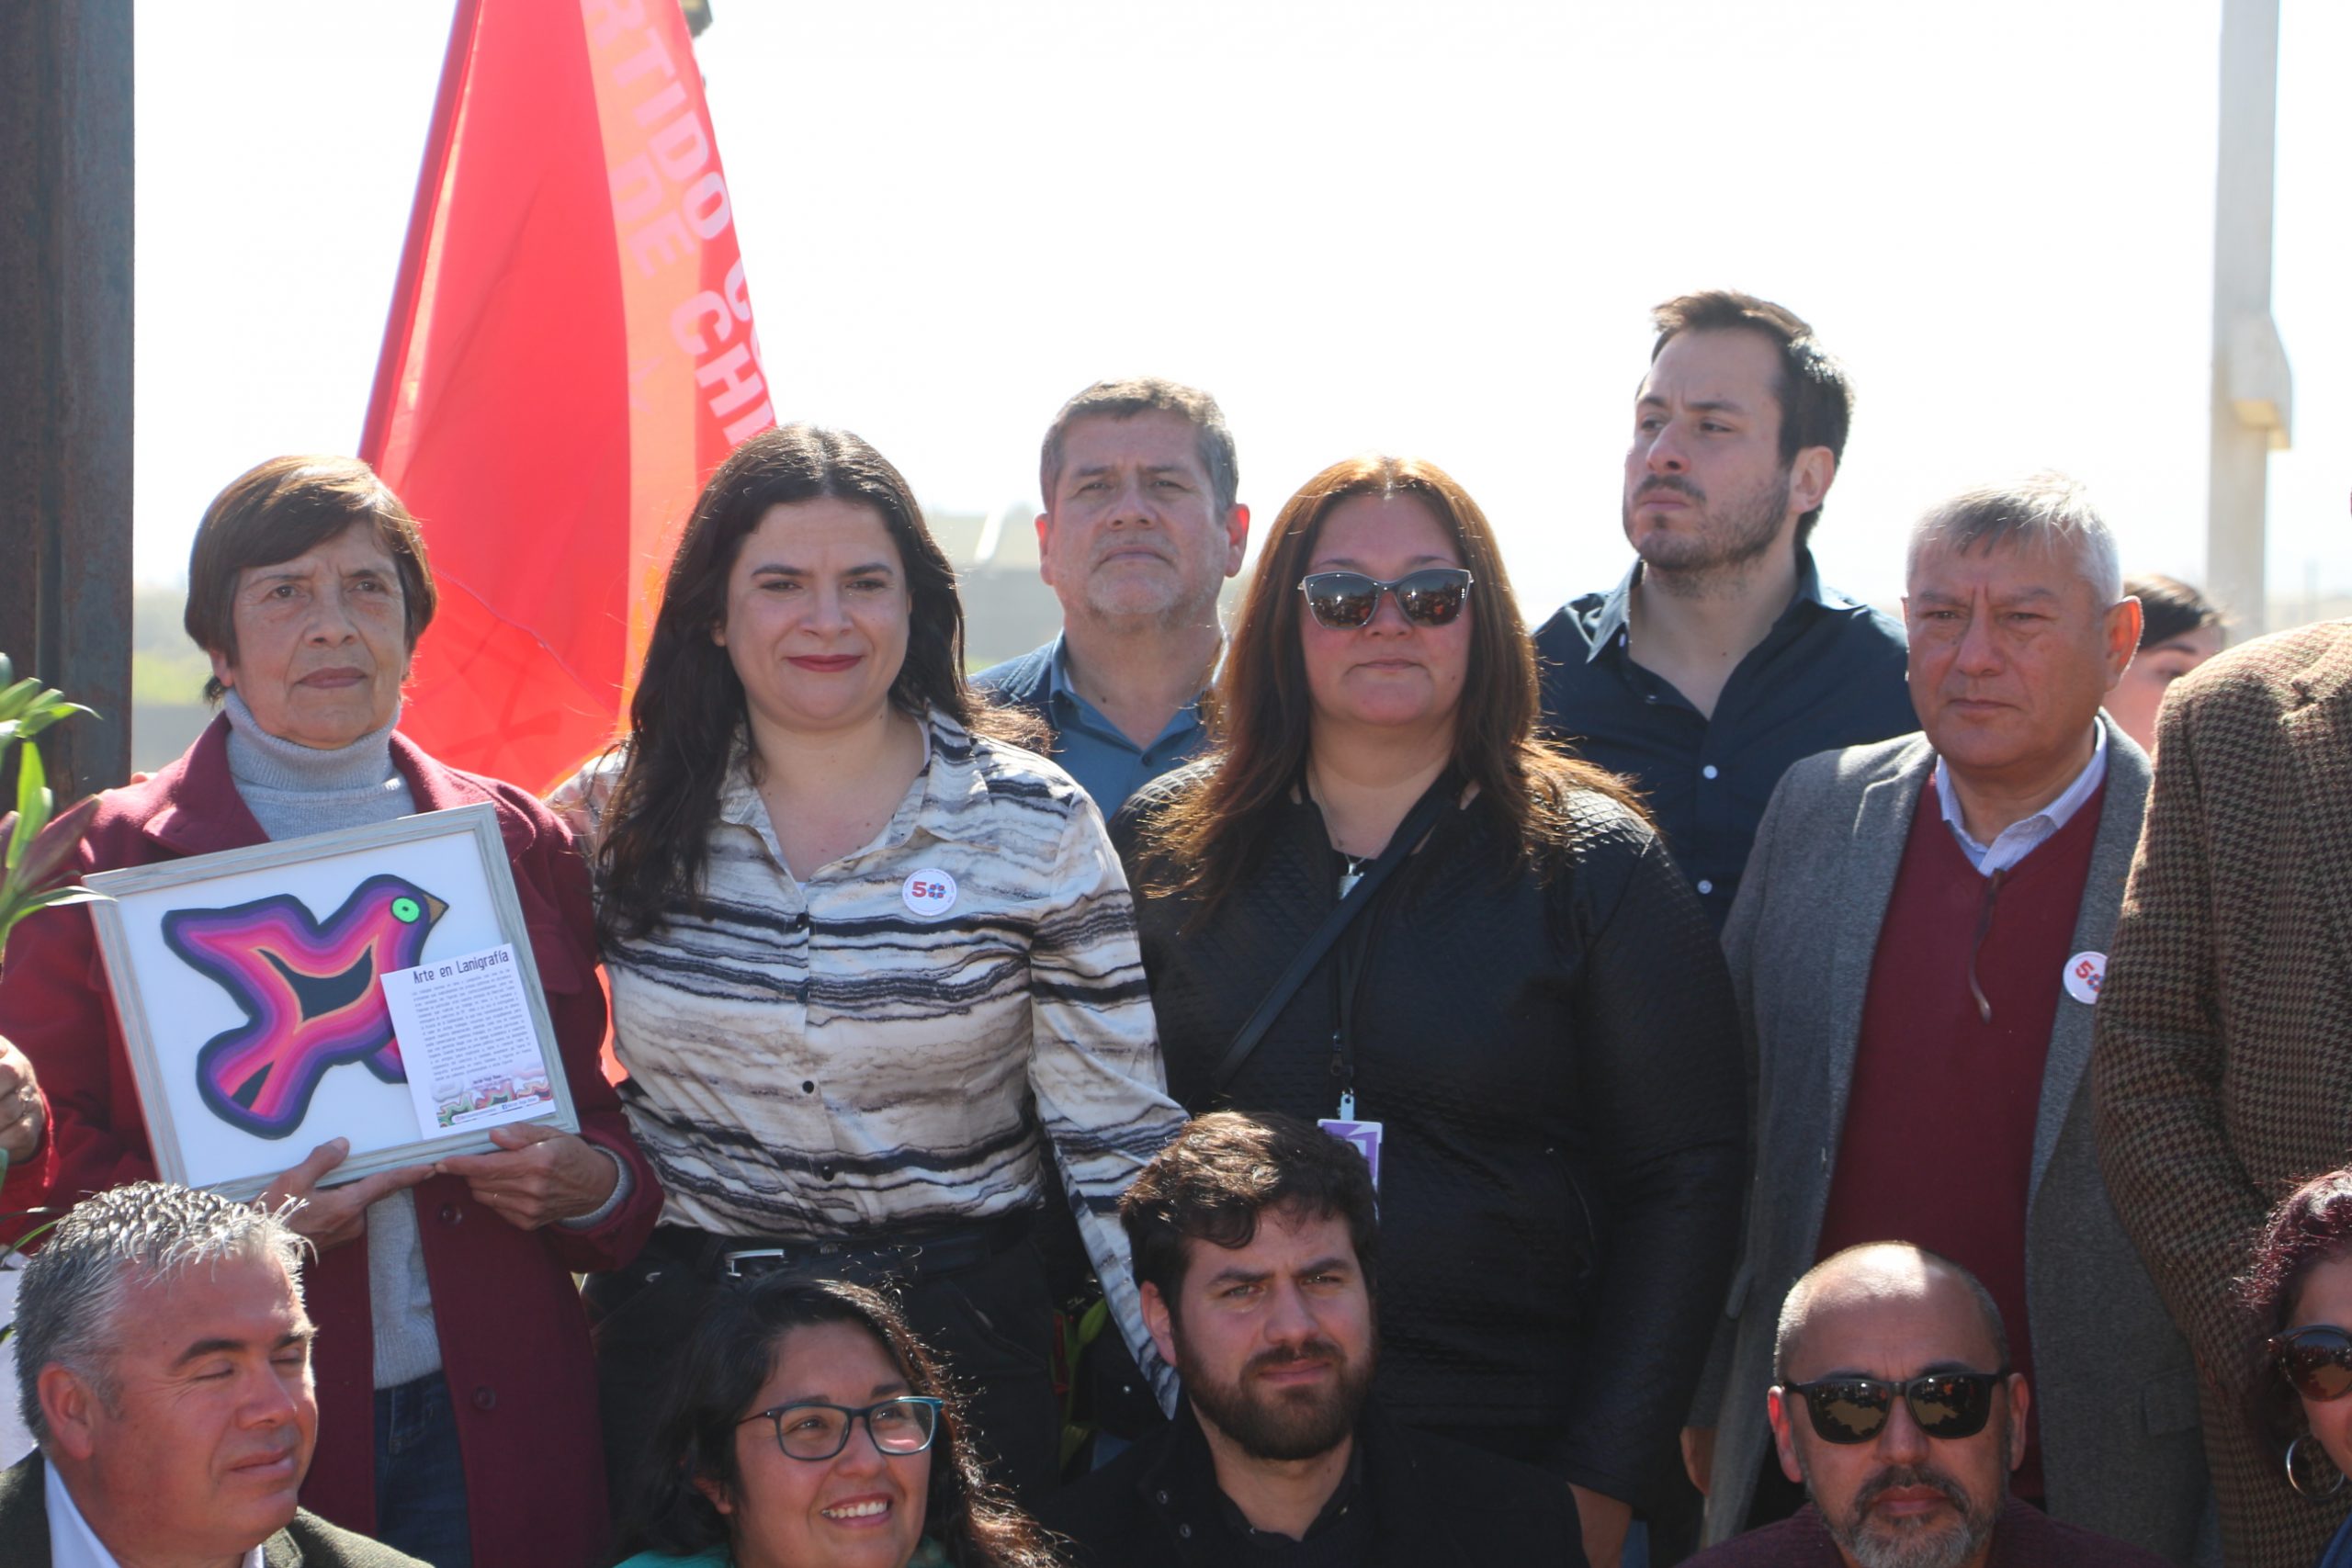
[{"xmin": 379, "ymin": 943, "xmax": 556, "ymax": 1134}]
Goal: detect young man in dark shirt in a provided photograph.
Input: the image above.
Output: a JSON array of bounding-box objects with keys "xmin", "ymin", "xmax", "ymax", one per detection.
[
  {"xmin": 1687, "ymin": 1244, "xmax": 2167, "ymax": 1568},
  {"xmin": 1042, "ymin": 1112, "xmax": 1585, "ymax": 1568},
  {"xmin": 1536, "ymin": 291, "xmax": 1913, "ymax": 928}
]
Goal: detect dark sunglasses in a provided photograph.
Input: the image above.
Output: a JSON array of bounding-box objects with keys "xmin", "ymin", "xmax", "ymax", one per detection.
[
  {"xmin": 2270, "ymin": 1325, "xmax": 2352, "ymax": 1401},
  {"xmin": 1780, "ymin": 1370, "xmax": 2009, "ymax": 1444},
  {"xmin": 1297, "ymin": 568, "xmax": 1474, "ymax": 630}
]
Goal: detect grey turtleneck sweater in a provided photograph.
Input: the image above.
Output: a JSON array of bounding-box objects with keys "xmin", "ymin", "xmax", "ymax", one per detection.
[{"xmin": 221, "ymin": 691, "xmax": 444, "ymax": 1390}]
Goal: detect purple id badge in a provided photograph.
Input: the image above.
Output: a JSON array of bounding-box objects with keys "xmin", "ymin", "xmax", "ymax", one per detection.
[{"xmin": 1319, "ymin": 1093, "xmax": 1384, "ymax": 1190}]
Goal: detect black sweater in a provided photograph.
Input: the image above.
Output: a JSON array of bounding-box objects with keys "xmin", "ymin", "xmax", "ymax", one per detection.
[
  {"xmin": 1042, "ymin": 1402, "xmax": 1588, "ymax": 1568},
  {"xmin": 1113, "ymin": 771, "xmax": 1745, "ymax": 1504}
]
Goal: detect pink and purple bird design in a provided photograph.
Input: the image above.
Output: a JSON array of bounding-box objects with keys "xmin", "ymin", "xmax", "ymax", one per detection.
[{"xmin": 163, "ymin": 874, "xmax": 447, "ymax": 1138}]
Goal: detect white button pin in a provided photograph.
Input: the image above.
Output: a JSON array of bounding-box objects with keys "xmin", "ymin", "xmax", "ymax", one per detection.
[{"xmin": 902, "ymin": 868, "xmax": 958, "ymax": 919}]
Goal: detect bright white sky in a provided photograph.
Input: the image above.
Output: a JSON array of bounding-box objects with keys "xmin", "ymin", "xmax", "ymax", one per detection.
[{"xmin": 135, "ymin": 0, "xmax": 2348, "ymax": 626}]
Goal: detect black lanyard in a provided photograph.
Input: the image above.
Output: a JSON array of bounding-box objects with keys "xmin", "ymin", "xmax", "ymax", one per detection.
[
  {"xmin": 1328, "ymin": 884, "xmax": 1384, "ymax": 1111},
  {"xmin": 1208, "ymin": 772, "xmax": 1456, "ymax": 1100}
]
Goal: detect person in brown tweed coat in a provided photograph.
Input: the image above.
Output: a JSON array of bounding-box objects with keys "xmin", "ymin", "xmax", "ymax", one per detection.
[{"xmin": 2095, "ymin": 618, "xmax": 2352, "ymax": 1568}]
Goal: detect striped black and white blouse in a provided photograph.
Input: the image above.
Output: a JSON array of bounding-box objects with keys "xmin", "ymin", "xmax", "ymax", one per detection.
[{"xmin": 554, "ymin": 708, "xmax": 1186, "ymax": 1377}]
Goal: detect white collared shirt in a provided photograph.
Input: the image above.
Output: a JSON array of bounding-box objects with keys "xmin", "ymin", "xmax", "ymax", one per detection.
[
  {"xmin": 1935, "ymin": 724, "xmax": 2109, "ymax": 877},
  {"xmin": 45, "ymin": 1458, "xmax": 266, "ymax": 1568}
]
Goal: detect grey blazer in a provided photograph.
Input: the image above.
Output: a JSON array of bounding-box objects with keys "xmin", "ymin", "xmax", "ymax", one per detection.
[{"xmin": 1697, "ymin": 718, "xmax": 2209, "ymax": 1562}]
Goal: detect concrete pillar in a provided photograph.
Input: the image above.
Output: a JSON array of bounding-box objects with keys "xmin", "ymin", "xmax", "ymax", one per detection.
[
  {"xmin": 0, "ymin": 1, "xmax": 134, "ymax": 796},
  {"xmin": 2207, "ymin": 0, "xmax": 2291, "ymax": 637}
]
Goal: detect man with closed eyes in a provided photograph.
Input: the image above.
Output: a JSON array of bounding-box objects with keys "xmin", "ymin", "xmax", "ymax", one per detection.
[{"xmin": 2, "ymin": 1181, "xmax": 422, "ymax": 1568}]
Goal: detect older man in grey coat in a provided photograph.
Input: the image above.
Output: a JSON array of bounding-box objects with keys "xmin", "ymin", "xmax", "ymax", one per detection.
[{"xmin": 1683, "ymin": 474, "xmax": 2211, "ymax": 1564}]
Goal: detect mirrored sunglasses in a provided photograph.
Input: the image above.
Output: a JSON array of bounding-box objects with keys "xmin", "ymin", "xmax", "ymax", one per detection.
[
  {"xmin": 1297, "ymin": 568, "xmax": 1474, "ymax": 630},
  {"xmin": 2270, "ymin": 1325, "xmax": 2352, "ymax": 1402},
  {"xmin": 1781, "ymin": 1371, "xmax": 2007, "ymax": 1444}
]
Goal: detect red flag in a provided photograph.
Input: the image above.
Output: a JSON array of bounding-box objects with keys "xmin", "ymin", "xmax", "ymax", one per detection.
[{"xmin": 361, "ymin": 0, "xmax": 770, "ymax": 793}]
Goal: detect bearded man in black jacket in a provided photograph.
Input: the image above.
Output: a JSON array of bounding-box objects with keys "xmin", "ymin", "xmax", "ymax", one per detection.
[{"xmin": 1043, "ymin": 1112, "xmax": 1588, "ymax": 1568}]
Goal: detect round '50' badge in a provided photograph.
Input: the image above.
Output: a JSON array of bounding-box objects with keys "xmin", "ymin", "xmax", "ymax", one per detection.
[{"xmin": 902, "ymin": 868, "xmax": 958, "ymax": 919}]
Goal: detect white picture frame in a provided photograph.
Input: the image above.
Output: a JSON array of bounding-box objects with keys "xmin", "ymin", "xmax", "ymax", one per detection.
[{"xmin": 85, "ymin": 803, "xmax": 579, "ymax": 1199}]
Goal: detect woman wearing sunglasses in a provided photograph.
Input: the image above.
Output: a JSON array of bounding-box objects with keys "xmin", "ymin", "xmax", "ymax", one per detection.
[
  {"xmin": 2248, "ymin": 1167, "xmax": 2352, "ymax": 1564},
  {"xmin": 613, "ymin": 1276, "xmax": 1064, "ymax": 1568},
  {"xmin": 1112, "ymin": 454, "xmax": 1746, "ymax": 1568}
]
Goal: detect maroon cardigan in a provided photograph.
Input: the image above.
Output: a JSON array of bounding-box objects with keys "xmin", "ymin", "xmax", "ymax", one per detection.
[
  {"xmin": 0, "ymin": 716, "xmax": 662, "ymax": 1568},
  {"xmin": 1686, "ymin": 1500, "xmax": 2171, "ymax": 1568}
]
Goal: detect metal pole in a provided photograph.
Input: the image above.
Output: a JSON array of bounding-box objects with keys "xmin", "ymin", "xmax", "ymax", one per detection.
[
  {"xmin": 2207, "ymin": 0, "xmax": 2291, "ymax": 637},
  {"xmin": 0, "ymin": 1, "xmax": 134, "ymax": 796}
]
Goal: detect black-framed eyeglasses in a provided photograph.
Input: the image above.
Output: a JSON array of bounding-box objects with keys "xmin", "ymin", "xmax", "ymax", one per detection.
[
  {"xmin": 739, "ymin": 1395, "xmax": 945, "ymax": 1461},
  {"xmin": 2270, "ymin": 1325, "xmax": 2352, "ymax": 1402},
  {"xmin": 1779, "ymin": 1370, "xmax": 2010, "ymax": 1444},
  {"xmin": 1297, "ymin": 569, "xmax": 1474, "ymax": 630}
]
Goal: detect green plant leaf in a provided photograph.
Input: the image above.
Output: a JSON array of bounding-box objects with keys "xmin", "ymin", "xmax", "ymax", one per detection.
[
  {"xmin": 15, "ymin": 794, "xmax": 97, "ymax": 890},
  {"xmin": 0, "ymin": 882, "xmax": 108, "ymax": 918},
  {"xmin": 7, "ymin": 743, "xmax": 49, "ymax": 874},
  {"xmin": 0, "ymin": 1213, "xmax": 66, "ymax": 1277},
  {"xmin": 17, "ymin": 886, "xmax": 107, "ymax": 915},
  {"xmin": 0, "ymin": 651, "xmax": 94, "ymax": 977},
  {"xmin": 17, "ymin": 698, "xmax": 93, "ymax": 742},
  {"xmin": 0, "ymin": 884, "xmax": 107, "ymax": 956}
]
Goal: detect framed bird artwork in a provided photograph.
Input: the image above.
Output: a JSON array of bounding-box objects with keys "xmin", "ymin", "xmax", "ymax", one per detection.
[{"xmin": 85, "ymin": 804, "xmax": 580, "ymax": 1197}]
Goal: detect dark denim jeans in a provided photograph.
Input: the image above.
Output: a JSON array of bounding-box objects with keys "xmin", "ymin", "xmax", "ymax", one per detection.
[{"xmin": 375, "ymin": 1372, "xmax": 471, "ymax": 1568}]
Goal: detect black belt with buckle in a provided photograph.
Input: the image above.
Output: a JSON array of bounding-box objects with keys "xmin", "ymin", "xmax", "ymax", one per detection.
[{"xmin": 656, "ymin": 1207, "xmax": 1036, "ymax": 1288}]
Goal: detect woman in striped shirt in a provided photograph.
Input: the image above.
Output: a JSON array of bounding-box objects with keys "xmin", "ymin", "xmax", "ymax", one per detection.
[{"xmin": 557, "ymin": 424, "xmax": 1186, "ymax": 1505}]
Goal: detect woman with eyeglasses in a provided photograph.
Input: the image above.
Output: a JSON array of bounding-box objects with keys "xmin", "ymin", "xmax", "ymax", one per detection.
[
  {"xmin": 2247, "ymin": 1167, "xmax": 2352, "ymax": 1564},
  {"xmin": 613, "ymin": 1276, "xmax": 1065, "ymax": 1568},
  {"xmin": 1111, "ymin": 455, "xmax": 1746, "ymax": 1568}
]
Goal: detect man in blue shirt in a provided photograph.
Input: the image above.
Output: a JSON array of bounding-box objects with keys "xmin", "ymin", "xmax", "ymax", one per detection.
[
  {"xmin": 975, "ymin": 378, "xmax": 1250, "ymax": 816},
  {"xmin": 1537, "ymin": 291, "xmax": 1914, "ymax": 930}
]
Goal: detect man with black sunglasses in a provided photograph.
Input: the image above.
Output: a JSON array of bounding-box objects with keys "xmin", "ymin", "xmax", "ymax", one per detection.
[
  {"xmin": 1690, "ymin": 477, "xmax": 2210, "ymax": 1563},
  {"xmin": 1687, "ymin": 1244, "xmax": 2166, "ymax": 1568}
]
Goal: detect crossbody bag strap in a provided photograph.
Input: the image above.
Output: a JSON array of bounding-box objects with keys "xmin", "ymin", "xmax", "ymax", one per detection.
[{"xmin": 1209, "ymin": 773, "xmax": 1455, "ymax": 1098}]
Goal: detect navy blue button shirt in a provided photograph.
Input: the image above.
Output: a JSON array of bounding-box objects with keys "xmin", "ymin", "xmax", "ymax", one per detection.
[
  {"xmin": 973, "ymin": 635, "xmax": 1212, "ymax": 818},
  {"xmin": 1534, "ymin": 551, "xmax": 1915, "ymax": 927}
]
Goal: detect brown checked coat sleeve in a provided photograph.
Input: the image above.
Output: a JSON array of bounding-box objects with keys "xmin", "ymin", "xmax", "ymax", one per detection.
[{"xmin": 2093, "ymin": 619, "xmax": 2352, "ymax": 1568}]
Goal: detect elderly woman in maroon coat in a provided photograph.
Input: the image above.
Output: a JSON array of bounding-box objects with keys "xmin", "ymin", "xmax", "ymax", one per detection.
[{"xmin": 0, "ymin": 457, "xmax": 662, "ymax": 1568}]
